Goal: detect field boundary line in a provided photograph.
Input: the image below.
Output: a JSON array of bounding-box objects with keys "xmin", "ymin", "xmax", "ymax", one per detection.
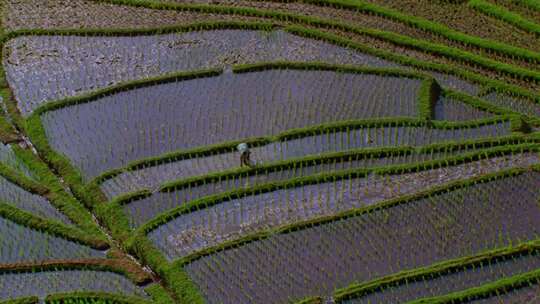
[
  {"xmin": 0, "ymin": 201, "xmax": 108, "ymax": 249},
  {"xmin": 165, "ymin": 164, "xmax": 539, "ymax": 268},
  {"xmin": 469, "ymin": 0, "xmax": 540, "ymax": 36},
  {"xmin": 87, "ymin": 0, "xmax": 540, "ymax": 73},
  {"xmin": 0, "ymin": 258, "xmax": 152, "ymax": 285},
  {"xmin": 89, "ymin": 114, "xmax": 513, "ymax": 188},
  {"xmin": 133, "ymin": 143, "xmax": 539, "ymax": 238},
  {"xmin": 404, "ymin": 268, "xmax": 540, "ymax": 304},
  {"xmin": 291, "ymin": 241, "xmax": 540, "ymax": 303}
]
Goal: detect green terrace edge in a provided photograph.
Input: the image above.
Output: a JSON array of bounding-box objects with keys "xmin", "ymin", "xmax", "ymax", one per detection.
[
  {"xmin": 145, "ymin": 284, "xmax": 176, "ymax": 304},
  {"xmin": 132, "ymin": 142, "xmax": 539, "ymax": 239},
  {"xmin": 0, "ymin": 292, "xmax": 151, "ymax": 304},
  {"xmin": 29, "ymin": 62, "xmax": 437, "ymax": 117},
  {"xmin": 257, "ymin": 0, "xmax": 540, "ymax": 62},
  {"xmin": 293, "ymin": 240, "xmax": 540, "ymax": 303},
  {"xmin": 0, "ymin": 201, "xmax": 108, "ymax": 249},
  {"xmin": 2, "ymin": 18, "xmax": 540, "ymax": 304},
  {"xmin": 155, "ymin": 134, "xmax": 536, "ymax": 194},
  {"xmin": 45, "ymin": 292, "xmax": 152, "ymax": 304},
  {"xmin": 1, "ymin": 22, "xmax": 538, "ymax": 111},
  {"xmin": 91, "ymin": 0, "xmax": 540, "ymax": 66},
  {"xmin": 521, "ymin": 0, "xmax": 540, "ymax": 11},
  {"xmin": 0, "ymin": 258, "xmax": 152, "ymax": 286},
  {"xmin": 469, "ymin": 0, "xmax": 540, "ymax": 36},
  {"xmin": 97, "ymin": 138, "xmax": 540, "ymax": 241},
  {"xmin": 89, "ymin": 113, "xmax": 515, "ymax": 188},
  {"xmin": 0, "ymin": 298, "xmax": 38, "ymax": 304},
  {"xmin": 405, "ymin": 268, "xmax": 540, "ymax": 304},
  {"xmin": 0, "ymin": 146, "xmax": 107, "ymax": 241},
  {"xmin": 9, "ymin": 145, "xmax": 108, "ymax": 242},
  {"xmin": 125, "ymin": 165, "xmax": 540, "ymax": 304},
  {"xmin": 0, "ymin": 159, "xmax": 48, "ymax": 196}
]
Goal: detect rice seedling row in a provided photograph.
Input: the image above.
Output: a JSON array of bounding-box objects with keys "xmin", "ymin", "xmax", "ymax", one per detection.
[
  {"xmin": 405, "ymin": 268, "xmax": 540, "ymax": 304},
  {"xmin": 342, "ymin": 251, "xmax": 540, "ymax": 303},
  {"xmin": 39, "ymin": 68, "xmax": 435, "ymax": 179},
  {"xmin": 0, "ymin": 143, "xmax": 36, "ymax": 181},
  {"xmin": 0, "ymin": 216, "xmax": 105, "ymax": 264},
  {"xmin": 2, "ymin": 0, "xmax": 264, "ymax": 31},
  {"xmin": 482, "ymin": 91, "xmax": 540, "ymax": 117},
  {"xmin": 0, "ymin": 174, "xmax": 70, "ymax": 224},
  {"xmin": 99, "ymin": 122, "xmax": 512, "ymax": 197},
  {"xmin": 183, "ymin": 171, "xmax": 540, "ymax": 303},
  {"xmin": 3, "ymin": 30, "xmax": 397, "ymax": 115},
  {"xmin": 44, "ymin": 293, "xmax": 152, "ymax": 304},
  {"xmin": 469, "ymin": 0, "xmax": 540, "ymax": 36},
  {"xmin": 489, "ymin": 0, "xmax": 540, "ymax": 24},
  {"xmin": 6, "ymin": 29, "xmax": 535, "ymax": 118},
  {"xmin": 434, "ymin": 96, "xmax": 494, "ymax": 121},
  {"xmin": 123, "ymin": 145, "xmax": 500, "ymax": 227},
  {"xmin": 469, "ymin": 280, "xmax": 540, "ymax": 304},
  {"xmin": 147, "ymin": 152, "xmax": 539, "ymax": 259},
  {"xmin": 0, "ymin": 270, "xmax": 147, "ymax": 300},
  {"xmin": 53, "ymin": 0, "xmax": 540, "ymax": 87}
]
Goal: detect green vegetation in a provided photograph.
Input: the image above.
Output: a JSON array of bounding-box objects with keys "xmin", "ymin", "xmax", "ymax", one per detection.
[
  {"xmin": 405, "ymin": 268, "xmax": 540, "ymax": 303},
  {"xmin": 469, "ymin": 0, "xmax": 540, "ymax": 36},
  {"xmin": 0, "ymin": 0, "xmax": 539, "ymax": 303},
  {"xmin": 171, "ymin": 165, "xmax": 538, "ymax": 267}
]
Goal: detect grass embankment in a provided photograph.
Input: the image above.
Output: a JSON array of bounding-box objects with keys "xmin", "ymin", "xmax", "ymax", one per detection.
[
  {"xmin": 469, "ymin": 0, "xmax": 540, "ymax": 36},
  {"xmin": 92, "ymin": 0, "xmax": 540, "ymax": 67}
]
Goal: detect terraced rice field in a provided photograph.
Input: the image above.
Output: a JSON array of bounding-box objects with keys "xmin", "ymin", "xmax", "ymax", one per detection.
[{"xmin": 0, "ymin": 0, "xmax": 539, "ymax": 303}]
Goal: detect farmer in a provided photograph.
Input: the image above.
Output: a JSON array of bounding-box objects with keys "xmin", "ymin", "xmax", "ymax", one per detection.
[{"xmin": 237, "ymin": 142, "xmax": 252, "ymax": 167}]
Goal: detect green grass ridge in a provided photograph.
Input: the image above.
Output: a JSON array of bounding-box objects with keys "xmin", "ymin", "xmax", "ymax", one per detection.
[
  {"xmin": 0, "ymin": 201, "xmax": 108, "ymax": 249},
  {"xmin": 469, "ymin": 0, "xmax": 540, "ymax": 36},
  {"xmin": 91, "ymin": 114, "xmax": 512, "ymax": 189},
  {"xmin": 404, "ymin": 268, "xmax": 540, "ymax": 303},
  {"xmin": 292, "ymin": 240, "xmax": 540, "ymax": 303},
  {"xmin": 1, "ymin": 3, "xmax": 539, "ymax": 303},
  {"xmin": 11, "ymin": 145, "xmax": 108, "ymax": 240},
  {"xmin": 144, "ymin": 284, "xmax": 176, "ymax": 304},
  {"xmin": 45, "ymin": 292, "xmax": 151, "ymax": 304},
  {"xmin": 136, "ymin": 142, "xmax": 538, "ymax": 238},
  {"xmin": 265, "ymin": 0, "xmax": 540, "ymax": 62},
  {"xmin": 170, "ymin": 165, "xmax": 538, "ymax": 268},
  {"xmin": 0, "ymin": 260, "xmax": 147, "ymax": 286},
  {"xmin": 91, "ymin": 0, "xmax": 540, "ymax": 66},
  {"xmin": 0, "ymin": 298, "xmax": 39, "ymax": 304}
]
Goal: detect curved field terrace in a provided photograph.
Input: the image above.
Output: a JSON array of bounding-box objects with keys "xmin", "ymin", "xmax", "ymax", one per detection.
[{"xmin": 0, "ymin": 0, "xmax": 539, "ymax": 303}]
